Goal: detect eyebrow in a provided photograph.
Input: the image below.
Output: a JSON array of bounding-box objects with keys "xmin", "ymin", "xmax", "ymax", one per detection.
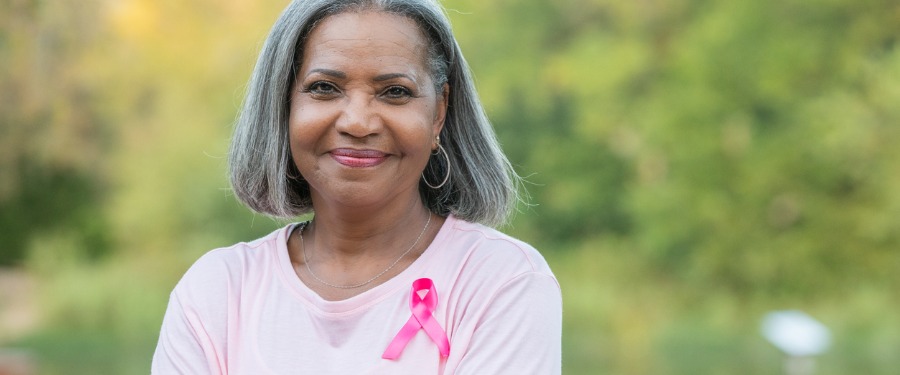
[
  {"xmin": 304, "ymin": 70, "xmax": 415, "ymax": 83},
  {"xmin": 373, "ymin": 73, "xmax": 415, "ymax": 82},
  {"xmin": 306, "ymin": 68, "xmax": 347, "ymax": 79}
]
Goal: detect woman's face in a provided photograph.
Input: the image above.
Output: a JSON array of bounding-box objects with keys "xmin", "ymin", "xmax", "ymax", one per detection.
[{"xmin": 289, "ymin": 11, "xmax": 448, "ymax": 211}]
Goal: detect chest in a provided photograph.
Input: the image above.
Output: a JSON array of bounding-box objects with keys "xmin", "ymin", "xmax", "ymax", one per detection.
[{"xmin": 225, "ymin": 286, "xmax": 456, "ymax": 374}]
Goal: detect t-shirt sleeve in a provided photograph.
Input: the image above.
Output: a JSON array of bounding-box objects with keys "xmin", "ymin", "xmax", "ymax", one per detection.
[
  {"xmin": 454, "ymin": 271, "xmax": 562, "ymax": 374},
  {"xmin": 151, "ymin": 290, "xmax": 225, "ymax": 375},
  {"xmin": 152, "ymin": 251, "xmax": 232, "ymax": 375}
]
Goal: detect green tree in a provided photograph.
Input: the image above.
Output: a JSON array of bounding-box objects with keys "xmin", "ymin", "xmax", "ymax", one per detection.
[
  {"xmin": 450, "ymin": 0, "xmax": 900, "ymax": 299},
  {"xmin": 0, "ymin": 0, "xmax": 112, "ymax": 264}
]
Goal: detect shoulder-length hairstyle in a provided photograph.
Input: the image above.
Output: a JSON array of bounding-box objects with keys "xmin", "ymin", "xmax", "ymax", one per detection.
[{"xmin": 228, "ymin": 0, "xmax": 523, "ymax": 227}]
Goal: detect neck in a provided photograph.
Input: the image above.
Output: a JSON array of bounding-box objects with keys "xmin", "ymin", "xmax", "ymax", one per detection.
[
  {"xmin": 288, "ymin": 193, "xmax": 446, "ymax": 299},
  {"xmin": 305, "ymin": 196, "xmax": 434, "ymax": 259}
]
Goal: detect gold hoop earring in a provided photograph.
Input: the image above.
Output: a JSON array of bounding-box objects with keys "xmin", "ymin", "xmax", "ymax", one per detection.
[{"xmin": 422, "ymin": 144, "xmax": 450, "ymax": 189}]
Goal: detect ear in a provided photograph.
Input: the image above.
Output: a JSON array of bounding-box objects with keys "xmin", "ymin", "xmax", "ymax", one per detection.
[{"xmin": 432, "ymin": 83, "xmax": 449, "ymax": 142}]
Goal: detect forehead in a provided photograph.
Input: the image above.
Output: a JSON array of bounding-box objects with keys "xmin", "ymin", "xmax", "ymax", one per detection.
[{"xmin": 299, "ymin": 11, "xmax": 430, "ymax": 70}]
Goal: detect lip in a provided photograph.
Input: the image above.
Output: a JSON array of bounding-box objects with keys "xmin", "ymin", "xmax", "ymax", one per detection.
[{"xmin": 329, "ymin": 148, "xmax": 389, "ymax": 168}]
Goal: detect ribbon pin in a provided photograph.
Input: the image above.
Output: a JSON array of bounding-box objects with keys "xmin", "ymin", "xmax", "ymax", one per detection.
[{"xmin": 382, "ymin": 278, "xmax": 450, "ymax": 360}]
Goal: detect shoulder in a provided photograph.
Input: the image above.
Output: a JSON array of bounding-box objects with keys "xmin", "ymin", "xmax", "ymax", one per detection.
[
  {"xmin": 446, "ymin": 217, "xmax": 554, "ymax": 278},
  {"xmin": 436, "ymin": 218, "xmax": 561, "ymax": 365},
  {"xmin": 171, "ymin": 225, "xmax": 290, "ymax": 309},
  {"xmin": 437, "ymin": 217, "xmax": 559, "ymax": 303}
]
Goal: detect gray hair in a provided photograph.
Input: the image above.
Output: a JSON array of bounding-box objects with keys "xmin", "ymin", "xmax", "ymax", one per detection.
[{"xmin": 228, "ymin": 0, "xmax": 523, "ymax": 227}]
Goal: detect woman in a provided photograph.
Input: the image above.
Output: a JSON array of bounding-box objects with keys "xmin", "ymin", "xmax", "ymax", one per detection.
[{"xmin": 152, "ymin": 0, "xmax": 561, "ymax": 373}]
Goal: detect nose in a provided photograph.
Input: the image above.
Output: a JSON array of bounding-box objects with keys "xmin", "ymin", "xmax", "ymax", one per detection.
[{"xmin": 335, "ymin": 93, "xmax": 382, "ymax": 138}]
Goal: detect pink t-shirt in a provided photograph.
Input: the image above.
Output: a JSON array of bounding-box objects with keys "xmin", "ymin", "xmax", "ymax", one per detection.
[{"xmin": 152, "ymin": 215, "xmax": 561, "ymax": 374}]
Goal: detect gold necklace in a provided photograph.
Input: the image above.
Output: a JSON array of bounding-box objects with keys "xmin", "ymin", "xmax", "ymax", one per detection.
[{"xmin": 298, "ymin": 214, "xmax": 432, "ymax": 289}]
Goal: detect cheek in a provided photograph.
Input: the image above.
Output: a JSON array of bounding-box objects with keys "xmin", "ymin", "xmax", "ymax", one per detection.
[
  {"xmin": 287, "ymin": 115, "xmax": 321, "ymax": 174},
  {"xmin": 389, "ymin": 105, "xmax": 440, "ymax": 142},
  {"xmin": 288, "ymin": 103, "xmax": 328, "ymax": 150}
]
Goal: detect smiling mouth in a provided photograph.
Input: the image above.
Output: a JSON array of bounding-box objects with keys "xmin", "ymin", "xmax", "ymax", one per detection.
[{"xmin": 329, "ymin": 148, "xmax": 388, "ymax": 168}]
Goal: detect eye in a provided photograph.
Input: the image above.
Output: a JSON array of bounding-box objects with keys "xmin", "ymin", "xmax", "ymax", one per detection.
[
  {"xmin": 383, "ymin": 85, "xmax": 413, "ymax": 100},
  {"xmin": 303, "ymin": 81, "xmax": 340, "ymax": 98}
]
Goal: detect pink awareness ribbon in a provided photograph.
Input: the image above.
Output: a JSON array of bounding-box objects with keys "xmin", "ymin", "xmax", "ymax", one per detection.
[{"xmin": 382, "ymin": 278, "xmax": 450, "ymax": 360}]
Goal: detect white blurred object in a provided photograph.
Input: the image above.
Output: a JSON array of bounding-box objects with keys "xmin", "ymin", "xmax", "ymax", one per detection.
[
  {"xmin": 761, "ymin": 310, "xmax": 831, "ymax": 375},
  {"xmin": 761, "ymin": 310, "xmax": 831, "ymax": 356}
]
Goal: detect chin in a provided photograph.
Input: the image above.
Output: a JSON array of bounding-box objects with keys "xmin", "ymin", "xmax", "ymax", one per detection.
[{"xmin": 314, "ymin": 180, "xmax": 416, "ymax": 210}]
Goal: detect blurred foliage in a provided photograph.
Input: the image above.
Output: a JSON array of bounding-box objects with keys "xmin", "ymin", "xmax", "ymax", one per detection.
[
  {"xmin": 1, "ymin": 0, "xmax": 899, "ymax": 373},
  {"xmin": 0, "ymin": 0, "xmax": 113, "ymax": 265},
  {"xmin": 453, "ymin": 0, "xmax": 900, "ymax": 302}
]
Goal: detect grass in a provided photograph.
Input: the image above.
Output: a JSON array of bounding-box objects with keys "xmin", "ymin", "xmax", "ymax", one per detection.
[{"xmin": 11, "ymin": 330, "xmax": 156, "ymax": 375}]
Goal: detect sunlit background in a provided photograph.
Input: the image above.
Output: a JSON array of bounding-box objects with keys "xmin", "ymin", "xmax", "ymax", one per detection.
[{"xmin": 1, "ymin": 0, "xmax": 899, "ymax": 374}]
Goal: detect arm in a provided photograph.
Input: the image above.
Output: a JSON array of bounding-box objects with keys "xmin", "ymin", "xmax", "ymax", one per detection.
[
  {"xmin": 454, "ymin": 272, "xmax": 562, "ymax": 374},
  {"xmin": 151, "ymin": 291, "xmax": 226, "ymax": 375}
]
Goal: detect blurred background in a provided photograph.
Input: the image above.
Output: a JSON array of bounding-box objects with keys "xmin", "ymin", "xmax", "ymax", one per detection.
[{"xmin": 1, "ymin": 0, "xmax": 899, "ymax": 373}]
